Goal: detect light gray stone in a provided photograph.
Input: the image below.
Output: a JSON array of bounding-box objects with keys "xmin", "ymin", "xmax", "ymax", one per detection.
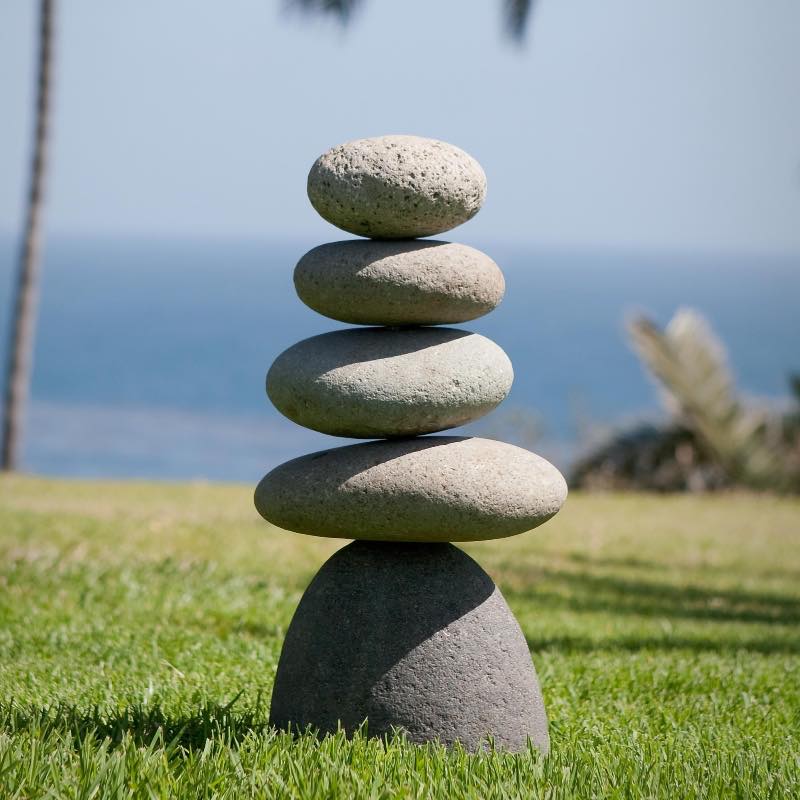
[
  {"xmin": 307, "ymin": 135, "xmax": 487, "ymax": 239},
  {"xmin": 255, "ymin": 436, "xmax": 567, "ymax": 541},
  {"xmin": 269, "ymin": 541, "xmax": 549, "ymax": 753},
  {"xmin": 266, "ymin": 329, "xmax": 513, "ymax": 438},
  {"xmin": 293, "ymin": 240, "xmax": 505, "ymax": 326}
]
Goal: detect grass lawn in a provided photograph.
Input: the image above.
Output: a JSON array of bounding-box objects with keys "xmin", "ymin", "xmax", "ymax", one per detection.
[{"xmin": 0, "ymin": 475, "xmax": 798, "ymax": 798}]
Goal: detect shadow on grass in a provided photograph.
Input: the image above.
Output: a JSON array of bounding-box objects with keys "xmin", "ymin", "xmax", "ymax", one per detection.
[
  {"xmin": 0, "ymin": 694, "xmax": 270, "ymax": 751},
  {"xmin": 564, "ymin": 553, "xmax": 668, "ymax": 571},
  {"xmin": 526, "ymin": 633, "xmax": 800, "ymax": 655},
  {"xmin": 503, "ymin": 569, "xmax": 800, "ymax": 626},
  {"xmin": 563, "ymin": 551, "xmax": 800, "ymax": 582}
]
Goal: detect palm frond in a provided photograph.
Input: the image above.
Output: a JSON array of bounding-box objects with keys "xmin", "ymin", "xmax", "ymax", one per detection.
[
  {"xmin": 503, "ymin": 0, "xmax": 535, "ymax": 42},
  {"xmin": 628, "ymin": 308, "xmax": 793, "ymax": 490},
  {"xmin": 287, "ymin": 0, "xmax": 536, "ymax": 40},
  {"xmin": 286, "ymin": 0, "xmax": 362, "ymax": 25}
]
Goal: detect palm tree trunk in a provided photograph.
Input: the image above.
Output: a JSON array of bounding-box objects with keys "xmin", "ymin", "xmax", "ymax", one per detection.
[{"xmin": 2, "ymin": 0, "xmax": 55, "ymax": 471}]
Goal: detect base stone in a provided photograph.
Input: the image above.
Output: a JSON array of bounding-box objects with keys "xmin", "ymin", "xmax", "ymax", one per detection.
[{"xmin": 268, "ymin": 541, "xmax": 549, "ymax": 753}]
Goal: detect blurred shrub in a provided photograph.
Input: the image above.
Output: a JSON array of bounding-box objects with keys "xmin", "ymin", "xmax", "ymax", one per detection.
[{"xmin": 571, "ymin": 309, "xmax": 800, "ymax": 492}]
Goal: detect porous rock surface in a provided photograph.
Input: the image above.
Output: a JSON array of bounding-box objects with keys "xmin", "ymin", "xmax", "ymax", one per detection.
[
  {"xmin": 255, "ymin": 436, "xmax": 567, "ymax": 541},
  {"xmin": 269, "ymin": 541, "xmax": 549, "ymax": 753},
  {"xmin": 307, "ymin": 135, "xmax": 486, "ymax": 239},
  {"xmin": 293, "ymin": 240, "xmax": 504, "ymax": 326},
  {"xmin": 266, "ymin": 328, "xmax": 513, "ymax": 438}
]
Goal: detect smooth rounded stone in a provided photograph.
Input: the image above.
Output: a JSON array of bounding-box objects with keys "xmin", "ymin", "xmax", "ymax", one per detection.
[
  {"xmin": 266, "ymin": 328, "xmax": 512, "ymax": 438},
  {"xmin": 255, "ymin": 436, "xmax": 567, "ymax": 541},
  {"xmin": 307, "ymin": 135, "xmax": 487, "ymax": 239},
  {"xmin": 269, "ymin": 541, "xmax": 549, "ymax": 753},
  {"xmin": 293, "ymin": 240, "xmax": 505, "ymax": 326}
]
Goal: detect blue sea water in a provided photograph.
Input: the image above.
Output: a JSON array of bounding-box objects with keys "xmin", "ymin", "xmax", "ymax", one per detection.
[{"xmin": 0, "ymin": 235, "xmax": 797, "ymax": 481}]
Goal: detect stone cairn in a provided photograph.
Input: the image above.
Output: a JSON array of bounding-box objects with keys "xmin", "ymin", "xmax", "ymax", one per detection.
[{"xmin": 255, "ymin": 135, "xmax": 567, "ymax": 753}]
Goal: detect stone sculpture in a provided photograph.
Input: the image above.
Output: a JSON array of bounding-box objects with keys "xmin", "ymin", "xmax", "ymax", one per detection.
[{"xmin": 256, "ymin": 135, "xmax": 567, "ymax": 752}]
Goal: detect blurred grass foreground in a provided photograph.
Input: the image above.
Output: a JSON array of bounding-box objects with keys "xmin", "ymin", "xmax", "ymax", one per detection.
[{"xmin": 0, "ymin": 475, "xmax": 798, "ymax": 798}]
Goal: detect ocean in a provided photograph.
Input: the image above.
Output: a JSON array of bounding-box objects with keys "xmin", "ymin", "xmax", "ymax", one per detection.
[{"xmin": 1, "ymin": 235, "xmax": 797, "ymax": 482}]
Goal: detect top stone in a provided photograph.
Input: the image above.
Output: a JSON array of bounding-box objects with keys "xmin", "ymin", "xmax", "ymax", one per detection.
[{"xmin": 307, "ymin": 135, "xmax": 487, "ymax": 239}]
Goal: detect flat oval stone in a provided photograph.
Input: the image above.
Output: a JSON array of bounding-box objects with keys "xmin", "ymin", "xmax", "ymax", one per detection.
[
  {"xmin": 294, "ymin": 240, "xmax": 505, "ymax": 326},
  {"xmin": 269, "ymin": 541, "xmax": 549, "ymax": 753},
  {"xmin": 307, "ymin": 135, "xmax": 486, "ymax": 239},
  {"xmin": 255, "ymin": 436, "xmax": 567, "ymax": 541},
  {"xmin": 266, "ymin": 329, "xmax": 512, "ymax": 438}
]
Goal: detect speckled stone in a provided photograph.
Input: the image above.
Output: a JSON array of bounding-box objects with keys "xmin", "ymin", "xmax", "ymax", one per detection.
[
  {"xmin": 266, "ymin": 329, "xmax": 512, "ymax": 439},
  {"xmin": 307, "ymin": 135, "xmax": 487, "ymax": 239},
  {"xmin": 293, "ymin": 240, "xmax": 505, "ymax": 326},
  {"xmin": 269, "ymin": 541, "xmax": 549, "ymax": 753},
  {"xmin": 255, "ymin": 436, "xmax": 567, "ymax": 541}
]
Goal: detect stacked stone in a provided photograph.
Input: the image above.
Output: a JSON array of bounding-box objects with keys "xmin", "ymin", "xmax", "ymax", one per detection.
[{"xmin": 255, "ymin": 135, "xmax": 567, "ymax": 753}]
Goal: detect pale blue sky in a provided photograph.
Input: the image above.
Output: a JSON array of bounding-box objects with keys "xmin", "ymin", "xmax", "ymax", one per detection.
[{"xmin": 1, "ymin": 0, "xmax": 799, "ymax": 253}]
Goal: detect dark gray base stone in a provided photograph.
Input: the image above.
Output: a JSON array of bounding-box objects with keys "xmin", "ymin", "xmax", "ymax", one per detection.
[{"xmin": 269, "ymin": 541, "xmax": 549, "ymax": 753}]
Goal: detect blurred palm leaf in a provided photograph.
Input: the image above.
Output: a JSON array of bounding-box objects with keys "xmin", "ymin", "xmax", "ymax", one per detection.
[
  {"xmin": 628, "ymin": 309, "xmax": 793, "ymax": 490},
  {"xmin": 288, "ymin": 0, "xmax": 536, "ymax": 39},
  {"xmin": 504, "ymin": 0, "xmax": 535, "ymax": 41},
  {"xmin": 288, "ymin": 0, "xmax": 362, "ymax": 24}
]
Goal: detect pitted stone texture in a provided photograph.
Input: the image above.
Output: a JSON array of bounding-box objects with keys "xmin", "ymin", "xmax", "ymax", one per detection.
[
  {"xmin": 266, "ymin": 329, "xmax": 512, "ymax": 439},
  {"xmin": 294, "ymin": 240, "xmax": 504, "ymax": 326},
  {"xmin": 255, "ymin": 436, "xmax": 567, "ymax": 541},
  {"xmin": 307, "ymin": 136, "xmax": 486, "ymax": 239},
  {"xmin": 269, "ymin": 541, "xmax": 549, "ymax": 753}
]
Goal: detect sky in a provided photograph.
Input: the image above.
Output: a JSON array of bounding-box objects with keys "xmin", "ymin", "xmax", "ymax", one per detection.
[{"xmin": 1, "ymin": 0, "xmax": 799, "ymax": 254}]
